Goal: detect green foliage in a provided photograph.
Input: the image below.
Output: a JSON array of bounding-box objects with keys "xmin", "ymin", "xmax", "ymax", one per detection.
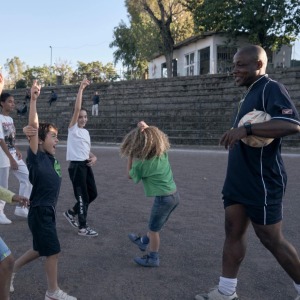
[
  {"xmin": 110, "ymin": 0, "xmax": 195, "ymax": 78},
  {"xmin": 4, "ymin": 56, "xmax": 26, "ymax": 84},
  {"xmin": 15, "ymin": 79, "xmax": 27, "ymax": 89},
  {"xmin": 72, "ymin": 61, "xmax": 118, "ymax": 84},
  {"xmin": 190, "ymin": 0, "xmax": 300, "ymax": 50},
  {"xmin": 23, "ymin": 65, "xmax": 51, "ymax": 87}
]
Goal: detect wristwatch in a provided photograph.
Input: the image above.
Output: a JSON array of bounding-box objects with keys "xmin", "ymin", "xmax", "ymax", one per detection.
[{"xmin": 244, "ymin": 122, "xmax": 252, "ymax": 136}]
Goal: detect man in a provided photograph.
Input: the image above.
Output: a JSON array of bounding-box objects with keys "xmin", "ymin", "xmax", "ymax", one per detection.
[
  {"xmin": 195, "ymin": 45, "xmax": 300, "ymax": 300},
  {"xmin": 48, "ymin": 90, "xmax": 57, "ymax": 107},
  {"xmin": 91, "ymin": 91, "xmax": 99, "ymax": 116}
]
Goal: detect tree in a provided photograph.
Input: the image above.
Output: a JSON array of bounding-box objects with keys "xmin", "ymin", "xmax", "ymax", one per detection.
[
  {"xmin": 23, "ymin": 65, "xmax": 51, "ymax": 87},
  {"xmin": 188, "ymin": 0, "xmax": 300, "ymax": 50},
  {"xmin": 53, "ymin": 59, "xmax": 74, "ymax": 85},
  {"xmin": 125, "ymin": 0, "xmax": 194, "ymax": 77},
  {"xmin": 4, "ymin": 57, "xmax": 26, "ymax": 88},
  {"xmin": 110, "ymin": 21, "xmax": 151, "ymax": 79},
  {"xmin": 72, "ymin": 61, "xmax": 118, "ymax": 84}
]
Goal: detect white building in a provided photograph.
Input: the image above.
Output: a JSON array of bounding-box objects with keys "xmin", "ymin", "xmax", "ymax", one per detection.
[{"xmin": 148, "ymin": 32, "xmax": 292, "ymax": 79}]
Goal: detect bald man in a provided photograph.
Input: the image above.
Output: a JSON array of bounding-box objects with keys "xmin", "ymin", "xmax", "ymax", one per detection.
[{"xmin": 195, "ymin": 45, "xmax": 300, "ymax": 300}]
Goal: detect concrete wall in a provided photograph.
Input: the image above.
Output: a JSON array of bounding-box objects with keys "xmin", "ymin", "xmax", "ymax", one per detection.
[{"xmin": 7, "ymin": 67, "xmax": 300, "ymax": 147}]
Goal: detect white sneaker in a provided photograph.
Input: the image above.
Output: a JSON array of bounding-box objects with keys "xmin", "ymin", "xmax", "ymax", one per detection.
[
  {"xmin": 195, "ymin": 288, "xmax": 239, "ymax": 300},
  {"xmin": 10, "ymin": 273, "xmax": 15, "ymax": 292},
  {"xmin": 14, "ymin": 206, "xmax": 28, "ymax": 218},
  {"xmin": 0, "ymin": 212, "xmax": 12, "ymax": 224},
  {"xmin": 45, "ymin": 289, "xmax": 77, "ymax": 300}
]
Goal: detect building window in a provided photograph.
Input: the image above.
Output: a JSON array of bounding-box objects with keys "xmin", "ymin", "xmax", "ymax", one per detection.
[
  {"xmin": 185, "ymin": 52, "xmax": 195, "ymax": 76},
  {"xmin": 198, "ymin": 47, "xmax": 210, "ymax": 75},
  {"xmin": 217, "ymin": 46, "xmax": 237, "ymax": 74}
]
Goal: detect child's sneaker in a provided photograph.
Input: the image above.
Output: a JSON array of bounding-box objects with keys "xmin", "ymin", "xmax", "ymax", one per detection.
[
  {"xmin": 63, "ymin": 211, "xmax": 78, "ymax": 228},
  {"xmin": 128, "ymin": 233, "xmax": 148, "ymax": 251},
  {"xmin": 10, "ymin": 272, "xmax": 15, "ymax": 292},
  {"xmin": 195, "ymin": 287, "xmax": 239, "ymax": 300},
  {"xmin": 134, "ymin": 254, "xmax": 159, "ymax": 267},
  {"xmin": 45, "ymin": 288, "xmax": 77, "ymax": 300},
  {"xmin": 78, "ymin": 227, "xmax": 98, "ymax": 237}
]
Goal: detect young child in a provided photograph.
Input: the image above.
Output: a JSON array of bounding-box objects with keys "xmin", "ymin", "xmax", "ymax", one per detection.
[
  {"xmin": 0, "ymin": 186, "xmax": 28, "ymax": 300},
  {"xmin": 11, "ymin": 80, "xmax": 77, "ymax": 300},
  {"xmin": 120, "ymin": 121, "xmax": 179, "ymax": 267},
  {"xmin": 63, "ymin": 78, "xmax": 98, "ymax": 237},
  {"xmin": 0, "ymin": 88, "xmax": 31, "ymax": 224}
]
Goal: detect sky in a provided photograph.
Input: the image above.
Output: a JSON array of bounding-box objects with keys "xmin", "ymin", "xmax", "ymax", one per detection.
[
  {"xmin": 0, "ymin": 0, "xmax": 129, "ymax": 75},
  {"xmin": 0, "ymin": 0, "xmax": 300, "ymax": 76}
]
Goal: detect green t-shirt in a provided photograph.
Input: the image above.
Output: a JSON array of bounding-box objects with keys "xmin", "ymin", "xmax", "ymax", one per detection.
[{"xmin": 129, "ymin": 152, "xmax": 176, "ymax": 197}]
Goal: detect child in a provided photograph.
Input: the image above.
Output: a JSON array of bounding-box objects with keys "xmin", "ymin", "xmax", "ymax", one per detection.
[
  {"xmin": 63, "ymin": 78, "xmax": 98, "ymax": 237},
  {"xmin": 0, "ymin": 186, "xmax": 28, "ymax": 300},
  {"xmin": 11, "ymin": 81, "xmax": 77, "ymax": 300},
  {"xmin": 0, "ymin": 89, "xmax": 31, "ymax": 224},
  {"xmin": 120, "ymin": 121, "xmax": 179, "ymax": 267}
]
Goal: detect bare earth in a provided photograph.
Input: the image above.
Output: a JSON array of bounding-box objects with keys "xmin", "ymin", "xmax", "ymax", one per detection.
[{"xmin": 2, "ymin": 143, "xmax": 300, "ymax": 300}]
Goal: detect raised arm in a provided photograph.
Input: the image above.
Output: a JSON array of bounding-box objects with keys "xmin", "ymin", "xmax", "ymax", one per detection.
[
  {"xmin": 69, "ymin": 78, "xmax": 90, "ymax": 128},
  {"xmin": 28, "ymin": 80, "xmax": 41, "ymax": 154},
  {"xmin": 0, "ymin": 73, "xmax": 4, "ymax": 95}
]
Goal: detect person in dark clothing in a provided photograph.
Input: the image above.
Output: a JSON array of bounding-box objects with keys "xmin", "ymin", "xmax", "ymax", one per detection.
[
  {"xmin": 48, "ymin": 90, "xmax": 57, "ymax": 107},
  {"xmin": 91, "ymin": 91, "xmax": 99, "ymax": 116}
]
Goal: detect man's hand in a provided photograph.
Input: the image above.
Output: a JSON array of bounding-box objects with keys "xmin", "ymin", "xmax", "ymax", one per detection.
[
  {"xmin": 31, "ymin": 80, "xmax": 41, "ymax": 101},
  {"xmin": 219, "ymin": 127, "xmax": 247, "ymax": 150}
]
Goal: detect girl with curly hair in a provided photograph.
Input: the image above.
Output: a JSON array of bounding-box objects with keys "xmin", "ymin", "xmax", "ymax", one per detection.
[{"xmin": 120, "ymin": 121, "xmax": 179, "ymax": 267}]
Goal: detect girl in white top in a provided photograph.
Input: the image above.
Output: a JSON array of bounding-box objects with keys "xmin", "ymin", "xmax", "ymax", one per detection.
[
  {"xmin": 63, "ymin": 79, "xmax": 98, "ymax": 237},
  {"xmin": 0, "ymin": 75, "xmax": 31, "ymax": 225}
]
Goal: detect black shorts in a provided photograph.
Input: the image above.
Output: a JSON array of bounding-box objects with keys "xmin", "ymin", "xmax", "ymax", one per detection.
[
  {"xmin": 28, "ymin": 206, "xmax": 60, "ymax": 256},
  {"xmin": 223, "ymin": 197, "xmax": 283, "ymax": 225}
]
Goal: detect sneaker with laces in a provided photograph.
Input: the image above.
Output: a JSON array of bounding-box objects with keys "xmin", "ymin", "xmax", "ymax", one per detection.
[
  {"xmin": 128, "ymin": 233, "xmax": 148, "ymax": 251},
  {"xmin": 45, "ymin": 288, "xmax": 77, "ymax": 300},
  {"xmin": 78, "ymin": 227, "xmax": 98, "ymax": 237},
  {"xmin": 63, "ymin": 211, "xmax": 78, "ymax": 228},
  {"xmin": 0, "ymin": 212, "xmax": 12, "ymax": 224},
  {"xmin": 14, "ymin": 206, "xmax": 28, "ymax": 218},
  {"xmin": 10, "ymin": 272, "xmax": 15, "ymax": 292},
  {"xmin": 134, "ymin": 254, "xmax": 159, "ymax": 267},
  {"xmin": 195, "ymin": 288, "xmax": 239, "ymax": 300}
]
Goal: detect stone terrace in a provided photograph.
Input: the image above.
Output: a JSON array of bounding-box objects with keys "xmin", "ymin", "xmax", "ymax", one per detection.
[{"xmin": 7, "ymin": 67, "xmax": 300, "ymax": 147}]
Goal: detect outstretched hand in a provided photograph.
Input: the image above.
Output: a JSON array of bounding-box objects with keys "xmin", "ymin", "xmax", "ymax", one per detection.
[
  {"xmin": 0, "ymin": 73, "xmax": 4, "ymax": 94},
  {"xmin": 80, "ymin": 78, "xmax": 90, "ymax": 91},
  {"xmin": 31, "ymin": 80, "xmax": 41, "ymax": 101},
  {"xmin": 138, "ymin": 121, "xmax": 149, "ymax": 132}
]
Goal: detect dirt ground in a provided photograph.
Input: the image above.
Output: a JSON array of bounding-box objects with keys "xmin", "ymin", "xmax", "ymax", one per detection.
[{"xmin": 2, "ymin": 143, "xmax": 300, "ymax": 300}]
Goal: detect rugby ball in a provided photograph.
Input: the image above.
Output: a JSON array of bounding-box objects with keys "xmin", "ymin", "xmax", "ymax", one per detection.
[{"xmin": 238, "ymin": 110, "xmax": 274, "ymax": 147}]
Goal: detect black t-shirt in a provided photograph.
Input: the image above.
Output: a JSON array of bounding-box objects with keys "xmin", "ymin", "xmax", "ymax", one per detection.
[
  {"xmin": 92, "ymin": 95, "xmax": 100, "ymax": 105},
  {"xmin": 27, "ymin": 148, "xmax": 62, "ymax": 207},
  {"xmin": 222, "ymin": 75, "xmax": 300, "ymax": 205}
]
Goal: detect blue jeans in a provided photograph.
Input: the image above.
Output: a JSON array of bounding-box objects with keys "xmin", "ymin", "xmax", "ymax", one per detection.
[
  {"xmin": 148, "ymin": 191, "xmax": 179, "ymax": 232},
  {"xmin": 0, "ymin": 237, "xmax": 11, "ymax": 262}
]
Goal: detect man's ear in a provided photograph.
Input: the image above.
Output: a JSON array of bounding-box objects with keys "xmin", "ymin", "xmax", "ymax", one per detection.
[
  {"xmin": 38, "ymin": 139, "xmax": 43, "ymax": 145},
  {"xmin": 257, "ymin": 59, "xmax": 263, "ymax": 70}
]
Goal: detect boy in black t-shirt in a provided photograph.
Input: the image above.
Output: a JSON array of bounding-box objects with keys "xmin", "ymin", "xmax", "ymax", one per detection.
[{"xmin": 10, "ymin": 81, "xmax": 76, "ymax": 300}]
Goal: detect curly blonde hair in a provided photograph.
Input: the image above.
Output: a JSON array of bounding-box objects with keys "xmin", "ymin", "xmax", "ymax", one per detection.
[{"xmin": 120, "ymin": 126, "xmax": 170, "ymax": 160}]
